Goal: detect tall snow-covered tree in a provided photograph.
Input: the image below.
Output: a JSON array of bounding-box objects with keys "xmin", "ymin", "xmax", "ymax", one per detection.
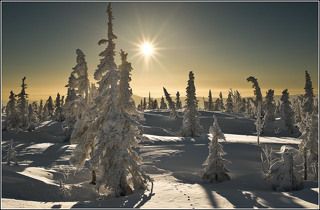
[
  {"xmin": 202, "ymin": 115, "xmax": 230, "ymax": 182},
  {"xmin": 176, "ymin": 91, "xmax": 182, "ymax": 109},
  {"xmin": 181, "ymin": 71, "xmax": 203, "ymax": 137},
  {"xmin": 280, "ymin": 89, "xmax": 295, "ymax": 133},
  {"xmin": 5, "ymin": 91, "xmax": 19, "ymax": 130},
  {"xmin": 208, "ymin": 90, "xmax": 213, "ymax": 111},
  {"xmin": 302, "ymin": 71, "xmax": 314, "ymax": 114},
  {"xmin": 225, "ymin": 91, "xmax": 233, "ymax": 113},
  {"xmin": 264, "ymin": 89, "xmax": 276, "ymax": 122},
  {"xmin": 16, "ymin": 77, "xmax": 29, "ymax": 129},
  {"xmin": 67, "ymin": 49, "xmax": 90, "ymax": 102},
  {"xmin": 160, "ymin": 96, "xmax": 167, "ymax": 109},
  {"xmin": 70, "ymin": 4, "xmax": 150, "ymax": 197},
  {"xmin": 232, "ymin": 90, "xmax": 242, "ymax": 113},
  {"xmin": 163, "ymin": 87, "xmax": 177, "ymax": 118},
  {"xmin": 247, "ymin": 76, "xmax": 263, "ymax": 144}
]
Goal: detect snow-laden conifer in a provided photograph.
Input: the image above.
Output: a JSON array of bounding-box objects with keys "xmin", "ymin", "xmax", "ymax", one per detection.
[
  {"xmin": 208, "ymin": 90, "xmax": 213, "ymax": 111},
  {"xmin": 176, "ymin": 91, "xmax": 182, "ymax": 110},
  {"xmin": 181, "ymin": 71, "xmax": 203, "ymax": 137},
  {"xmin": 247, "ymin": 76, "xmax": 263, "ymax": 144},
  {"xmin": 264, "ymin": 89, "xmax": 276, "ymax": 122},
  {"xmin": 160, "ymin": 96, "xmax": 167, "ymax": 109},
  {"xmin": 302, "ymin": 71, "xmax": 314, "ymax": 114},
  {"xmin": 163, "ymin": 87, "xmax": 177, "ymax": 118},
  {"xmin": 202, "ymin": 115, "xmax": 230, "ymax": 182},
  {"xmin": 5, "ymin": 91, "xmax": 19, "ymax": 130},
  {"xmin": 16, "ymin": 77, "xmax": 29, "ymax": 129},
  {"xmin": 280, "ymin": 89, "xmax": 295, "ymax": 133},
  {"xmin": 70, "ymin": 4, "xmax": 150, "ymax": 197},
  {"xmin": 225, "ymin": 91, "xmax": 233, "ymax": 113}
]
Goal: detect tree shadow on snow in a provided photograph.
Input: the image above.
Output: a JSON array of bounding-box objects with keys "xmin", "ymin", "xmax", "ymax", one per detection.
[{"xmin": 71, "ymin": 187, "xmax": 155, "ymax": 208}]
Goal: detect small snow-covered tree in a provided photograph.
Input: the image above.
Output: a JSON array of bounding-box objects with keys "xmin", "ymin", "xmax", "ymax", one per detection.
[
  {"xmin": 38, "ymin": 99, "xmax": 44, "ymax": 121},
  {"xmin": 247, "ymin": 76, "xmax": 263, "ymax": 144},
  {"xmin": 153, "ymin": 99, "xmax": 159, "ymax": 109},
  {"xmin": 208, "ymin": 90, "xmax": 213, "ymax": 111},
  {"xmin": 70, "ymin": 4, "xmax": 150, "ymax": 197},
  {"xmin": 219, "ymin": 92, "xmax": 225, "ymax": 111},
  {"xmin": 5, "ymin": 91, "xmax": 19, "ymax": 130},
  {"xmin": 225, "ymin": 91, "xmax": 233, "ymax": 113},
  {"xmin": 16, "ymin": 77, "xmax": 29, "ymax": 129},
  {"xmin": 163, "ymin": 87, "xmax": 177, "ymax": 118},
  {"xmin": 6, "ymin": 139, "xmax": 18, "ymax": 166},
  {"xmin": 147, "ymin": 92, "xmax": 153, "ymax": 110},
  {"xmin": 264, "ymin": 89, "xmax": 276, "ymax": 122},
  {"xmin": 143, "ymin": 97, "xmax": 147, "ymax": 110},
  {"xmin": 160, "ymin": 96, "xmax": 167, "ymax": 109},
  {"xmin": 202, "ymin": 115, "xmax": 230, "ymax": 182},
  {"xmin": 280, "ymin": 89, "xmax": 295, "ymax": 133},
  {"xmin": 265, "ymin": 150, "xmax": 303, "ymax": 191},
  {"xmin": 47, "ymin": 96, "xmax": 54, "ymax": 118},
  {"xmin": 28, "ymin": 104, "xmax": 38, "ymax": 131},
  {"xmin": 176, "ymin": 91, "xmax": 182, "ymax": 109},
  {"xmin": 302, "ymin": 71, "xmax": 314, "ymax": 114},
  {"xmin": 54, "ymin": 93, "xmax": 64, "ymax": 122},
  {"xmin": 181, "ymin": 71, "xmax": 203, "ymax": 137}
]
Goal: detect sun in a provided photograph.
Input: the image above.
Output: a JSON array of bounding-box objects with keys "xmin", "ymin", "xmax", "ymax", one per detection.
[{"xmin": 140, "ymin": 42, "xmax": 154, "ymax": 57}]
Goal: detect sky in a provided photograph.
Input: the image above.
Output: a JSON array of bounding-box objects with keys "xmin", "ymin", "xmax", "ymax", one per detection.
[{"xmin": 2, "ymin": 2, "xmax": 318, "ymax": 103}]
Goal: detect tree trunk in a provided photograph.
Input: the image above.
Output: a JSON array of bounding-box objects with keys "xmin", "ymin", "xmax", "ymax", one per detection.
[
  {"xmin": 90, "ymin": 170, "xmax": 96, "ymax": 185},
  {"xmin": 304, "ymin": 148, "xmax": 308, "ymax": 180}
]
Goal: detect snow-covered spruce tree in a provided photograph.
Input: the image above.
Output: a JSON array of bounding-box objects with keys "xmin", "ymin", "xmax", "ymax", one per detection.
[
  {"xmin": 176, "ymin": 91, "xmax": 182, "ymax": 110},
  {"xmin": 38, "ymin": 99, "xmax": 44, "ymax": 121},
  {"xmin": 247, "ymin": 76, "xmax": 263, "ymax": 144},
  {"xmin": 208, "ymin": 90, "xmax": 213, "ymax": 111},
  {"xmin": 160, "ymin": 96, "xmax": 167, "ymax": 109},
  {"xmin": 225, "ymin": 91, "xmax": 233, "ymax": 113},
  {"xmin": 219, "ymin": 92, "xmax": 224, "ymax": 111},
  {"xmin": 181, "ymin": 71, "xmax": 203, "ymax": 137},
  {"xmin": 28, "ymin": 104, "xmax": 38, "ymax": 131},
  {"xmin": 202, "ymin": 115, "xmax": 230, "ymax": 182},
  {"xmin": 298, "ymin": 110, "xmax": 318, "ymax": 180},
  {"xmin": 54, "ymin": 93, "xmax": 64, "ymax": 122},
  {"xmin": 16, "ymin": 77, "xmax": 29, "ymax": 129},
  {"xmin": 265, "ymin": 150, "xmax": 303, "ymax": 191},
  {"xmin": 302, "ymin": 71, "xmax": 314, "ymax": 114},
  {"xmin": 240, "ymin": 98, "xmax": 246, "ymax": 113},
  {"xmin": 71, "ymin": 4, "xmax": 150, "ymax": 197},
  {"xmin": 163, "ymin": 87, "xmax": 177, "ymax": 118},
  {"xmin": 153, "ymin": 99, "xmax": 159, "ymax": 109},
  {"xmin": 5, "ymin": 91, "xmax": 19, "ymax": 130},
  {"xmin": 6, "ymin": 139, "xmax": 18, "ymax": 166},
  {"xmin": 143, "ymin": 97, "xmax": 147, "ymax": 110},
  {"xmin": 264, "ymin": 89, "xmax": 276, "ymax": 122},
  {"xmin": 280, "ymin": 89, "xmax": 295, "ymax": 133},
  {"xmin": 293, "ymin": 96, "xmax": 303, "ymax": 124},
  {"xmin": 232, "ymin": 90, "xmax": 242, "ymax": 113},
  {"xmin": 46, "ymin": 96, "xmax": 54, "ymax": 118},
  {"xmin": 147, "ymin": 92, "xmax": 153, "ymax": 110},
  {"xmin": 67, "ymin": 49, "xmax": 90, "ymax": 102}
]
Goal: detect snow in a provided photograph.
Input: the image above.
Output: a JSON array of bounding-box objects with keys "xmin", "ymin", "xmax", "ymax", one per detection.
[{"xmin": 1, "ymin": 111, "xmax": 318, "ymax": 208}]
